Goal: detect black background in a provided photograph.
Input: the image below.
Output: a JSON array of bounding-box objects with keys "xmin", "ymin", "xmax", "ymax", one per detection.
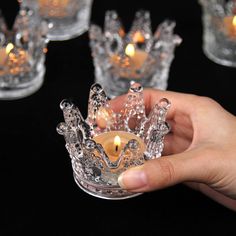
[{"xmin": 1, "ymin": 0, "xmax": 236, "ymax": 235}]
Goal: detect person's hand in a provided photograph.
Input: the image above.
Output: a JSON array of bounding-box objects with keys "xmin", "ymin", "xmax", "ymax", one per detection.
[{"xmin": 111, "ymin": 89, "xmax": 236, "ymax": 211}]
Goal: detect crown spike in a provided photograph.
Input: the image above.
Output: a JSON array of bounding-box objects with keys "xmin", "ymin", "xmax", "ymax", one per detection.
[
  {"xmin": 128, "ymin": 10, "xmax": 153, "ymax": 52},
  {"xmin": 87, "ymin": 83, "xmax": 109, "ymax": 130},
  {"xmin": 143, "ymin": 98, "xmax": 171, "ymax": 159},
  {"xmin": 104, "ymin": 10, "xmax": 124, "ymax": 36},
  {"xmin": 120, "ymin": 82, "xmax": 146, "ymax": 135}
]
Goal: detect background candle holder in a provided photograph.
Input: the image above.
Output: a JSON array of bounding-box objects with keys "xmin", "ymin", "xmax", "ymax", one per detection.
[
  {"xmin": 199, "ymin": 0, "xmax": 236, "ymax": 67},
  {"xmin": 89, "ymin": 10, "xmax": 182, "ymax": 98},
  {"xmin": 22, "ymin": 0, "xmax": 93, "ymax": 41},
  {"xmin": 57, "ymin": 82, "xmax": 170, "ymax": 200},
  {"xmin": 0, "ymin": 7, "xmax": 49, "ymax": 100}
]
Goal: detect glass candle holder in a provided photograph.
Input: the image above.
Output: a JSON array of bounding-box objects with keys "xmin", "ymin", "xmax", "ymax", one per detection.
[
  {"xmin": 0, "ymin": 7, "xmax": 49, "ymax": 100},
  {"xmin": 89, "ymin": 10, "xmax": 182, "ymax": 98},
  {"xmin": 22, "ymin": 0, "xmax": 93, "ymax": 41},
  {"xmin": 57, "ymin": 82, "xmax": 171, "ymax": 200},
  {"xmin": 199, "ymin": 0, "xmax": 236, "ymax": 67}
]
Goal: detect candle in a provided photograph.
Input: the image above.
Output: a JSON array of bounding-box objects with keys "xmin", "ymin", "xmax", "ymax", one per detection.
[
  {"xmin": 8, "ymin": 48, "xmax": 29, "ymax": 75},
  {"xmin": 39, "ymin": 0, "xmax": 72, "ymax": 18},
  {"xmin": 0, "ymin": 43, "xmax": 29, "ymax": 76},
  {"xmin": 110, "ymin": 43, "xmax": 148, "ymax": 78},
  {"xmin": 0, "ymin": 43, "xmax": 14, "ymax": 66},
  {"xmin": 125, "ymin": 43, "xmax": 148, "ymax": 71},
  {"xmin": 93, "ymin": 131, "xmax": 146, "ymax": 162},
  {"xmin": 223, "ymin": 15, "xmax": 236, "ymax": 38},
  {"xmin": 0, "ymin": 43, "xmax": 14, "ymax": 76}
]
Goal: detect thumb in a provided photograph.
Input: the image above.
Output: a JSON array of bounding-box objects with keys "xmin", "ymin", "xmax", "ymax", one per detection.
[{"xmin": 118, "ymin": 148, "xmax": 213, "ymax": 192}]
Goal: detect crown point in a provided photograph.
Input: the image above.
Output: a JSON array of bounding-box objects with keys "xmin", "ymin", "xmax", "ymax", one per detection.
[
  {"xmin": 56, "ymin": 122, "xmax": 68, "ymax": 135},
  {"xmin": 129, "ymin": 82, "xmax": 143, "ymax": 93},
  {"xmin": 90, "ymin": 83, "xmax": 104, "ymax": 94},
  {"xmin": 158, "ymin": 98, "xmax": 171, "ymax": 110},
  {"xmin": 60, "ymin": 99, "xmax": 73, "ymax": 110}
]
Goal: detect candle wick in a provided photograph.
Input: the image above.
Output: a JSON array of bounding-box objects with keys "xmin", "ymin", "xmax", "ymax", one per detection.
[{"xmin": 115, "ymin": 145, "xmax": 118, "ymax": 152}]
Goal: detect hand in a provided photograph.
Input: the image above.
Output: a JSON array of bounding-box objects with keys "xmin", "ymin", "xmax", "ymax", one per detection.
[{"xmin": 111, "ymin": 89, "xmax": 236, "ymax": 211}]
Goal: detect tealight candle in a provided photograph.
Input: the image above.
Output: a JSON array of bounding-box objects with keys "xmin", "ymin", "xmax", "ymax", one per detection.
[
  {"xmin": 0, "ymin": 43, "xmax": 15, "ymax": 76},
  {"xmin": 223, "ymin": 15, "xmax": 236, "ymax": 38},
  {"xmin": 38, "ymin": 0, "xmax": 71, "ymax": 18},
  {"xmin": 93, "ymin": 131, "xmax": 146, "ymax": 162},
  {"xmin": 125, "ymin": 43, "xmax": 148, "ymax": 71},
  {"xmin": 0, "ymin": 42, "xmax": 30, "ymax": 77},
  {"xmin": 8, "ymin": 48, "xmax": 30, "ymax": 75},
  {"xmin": 111, "ymin": 43, "xmax": 148, "ymax": 78},
  {"xmin": 0, "ymin": 43, "xmax": 14, "ymax": 67}
]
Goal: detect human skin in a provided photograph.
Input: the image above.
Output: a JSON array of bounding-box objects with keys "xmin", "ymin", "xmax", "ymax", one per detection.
[{"xmin": 108, "ymin": 89, "xmax": 236, "ymax": 211}]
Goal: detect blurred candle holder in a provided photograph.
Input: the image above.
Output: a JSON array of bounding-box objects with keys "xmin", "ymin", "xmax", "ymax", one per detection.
[
  {"xmin": 89, "ymin": 10, "xmax": 182, "ymax": 98},
  {"xmin": 199, "ymin": 0, "xmax": 236, "ymax": 67},
  {"xmin": 57, "ymin": 82, "xmax": 171, "ymax": 200},
  {"xmin": 0, "ymin": 7, "xmax": 49, "ymax": 100},
  {"xmin": 22, "ymin": 0, "xmax": 93, "ymax": 41}
]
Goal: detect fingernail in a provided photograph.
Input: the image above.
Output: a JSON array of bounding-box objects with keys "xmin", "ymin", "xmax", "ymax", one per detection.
[{"xmin": 118, "ymin": 166, "xmax": 148, "ymax": 190}]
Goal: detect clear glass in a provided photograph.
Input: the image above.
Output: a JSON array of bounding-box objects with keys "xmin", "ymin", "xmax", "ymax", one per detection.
[
  {"xmin": 0, "ymin": 7, "xmax": 49, "ymax": 100},
  {"xmin": 57, "ymin": 82, "xmax": 171, "ymax": 200},
  {"xmin": 23, "ymin": 0, "xmax": 93, "ymax": 41},
  {"xmin": 199, "ymin": 0, "xmax": 236, "ymax": 67},
  {"xmin": 89, "ymin": 10, "xmax": 182, "ymax": 98}
]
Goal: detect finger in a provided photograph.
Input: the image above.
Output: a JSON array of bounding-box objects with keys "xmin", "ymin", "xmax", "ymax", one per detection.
[
  {"xmin": 108, "ymin": 94, "xmax": 127, "ymax": 113},
  {"xmin": 118, "ymin": 147, "xmax": 216, "ymax": 192},
  {"xmin": 110, "ymin": 89, "xmax": 197, "ymax": 120},
  {"xmin": 163, "ymin": 119, "xmax": 193, "ymax": 154},
  {"xmin": 163, "ymin": 133, "xmax": 191, "ymax": 155}
]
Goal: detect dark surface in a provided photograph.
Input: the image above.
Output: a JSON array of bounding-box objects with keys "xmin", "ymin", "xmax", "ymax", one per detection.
[{"xmin": 1, "ymin": 0, "xmax": 236, "ymax": 235}]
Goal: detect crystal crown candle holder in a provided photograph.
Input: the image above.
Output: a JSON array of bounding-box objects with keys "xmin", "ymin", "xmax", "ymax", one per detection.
[
  {"xmin": 0, "ymin": 7, "xmax": 49, "ymax": 100},
  {"xmin": 199, "ymin": 0, "xmax": 236, "ymax": 67},
  {"xmin": 22, "ymin": 0, "xmax": 93, "ymax": 41},
  {"xmin": 89, "ymin": 10, "xmax": 182, "ymax": 98},
  {"xmin": 57, "ymin": 82, "xmax": 171, "ymax": 200}
]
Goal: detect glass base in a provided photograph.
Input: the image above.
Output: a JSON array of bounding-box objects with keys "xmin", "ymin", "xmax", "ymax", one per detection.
[
  {"xmin": 203, "ymin": 43, "xmax": 236, "ymax": 67},
  {"xmin": 47, "ymin": 6, "xmax": 91, "ymax": 41},
  {"xmin": 0, "ymin": 67, "xmax": 45, "ymax": 100},
  {"xmin": 74, "ymin": 173, "xmax": 142, "ymax": 200}
]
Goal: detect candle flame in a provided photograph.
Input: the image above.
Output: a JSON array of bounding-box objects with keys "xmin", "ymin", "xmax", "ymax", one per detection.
[
  {"xmin": 125, "ymin": 44, "xmax": 135, "ymax": 57},
  {"xmin": 114, "ymin": 135, "xmax": 121, "ymax": 147},
  {"xmin": 233, "ymin": 16, "xmax": 236, "ymax": 26},
  {"xmin": 6, "ymin": 43, "xmax": 14, "ymax": 54}
]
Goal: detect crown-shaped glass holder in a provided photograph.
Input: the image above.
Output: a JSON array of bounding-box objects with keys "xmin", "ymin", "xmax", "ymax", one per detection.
[
  {"xmin": 22, "ymin": 0, "xmax": 93, "ymax": 41},
  {"xmin": 57, "ymin": 82, "xmax": 171, "ymax": 200},
  {"xmin": 0, "ymin": 7, "xmax": 49, "ymax": 100},
  {"xmin": 199, "ymin": 0, "xmax": 236, "ymax": 67},
  {"xmin": 89, "ymin": 10, "xmax": 182, "ymax": 99}
]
